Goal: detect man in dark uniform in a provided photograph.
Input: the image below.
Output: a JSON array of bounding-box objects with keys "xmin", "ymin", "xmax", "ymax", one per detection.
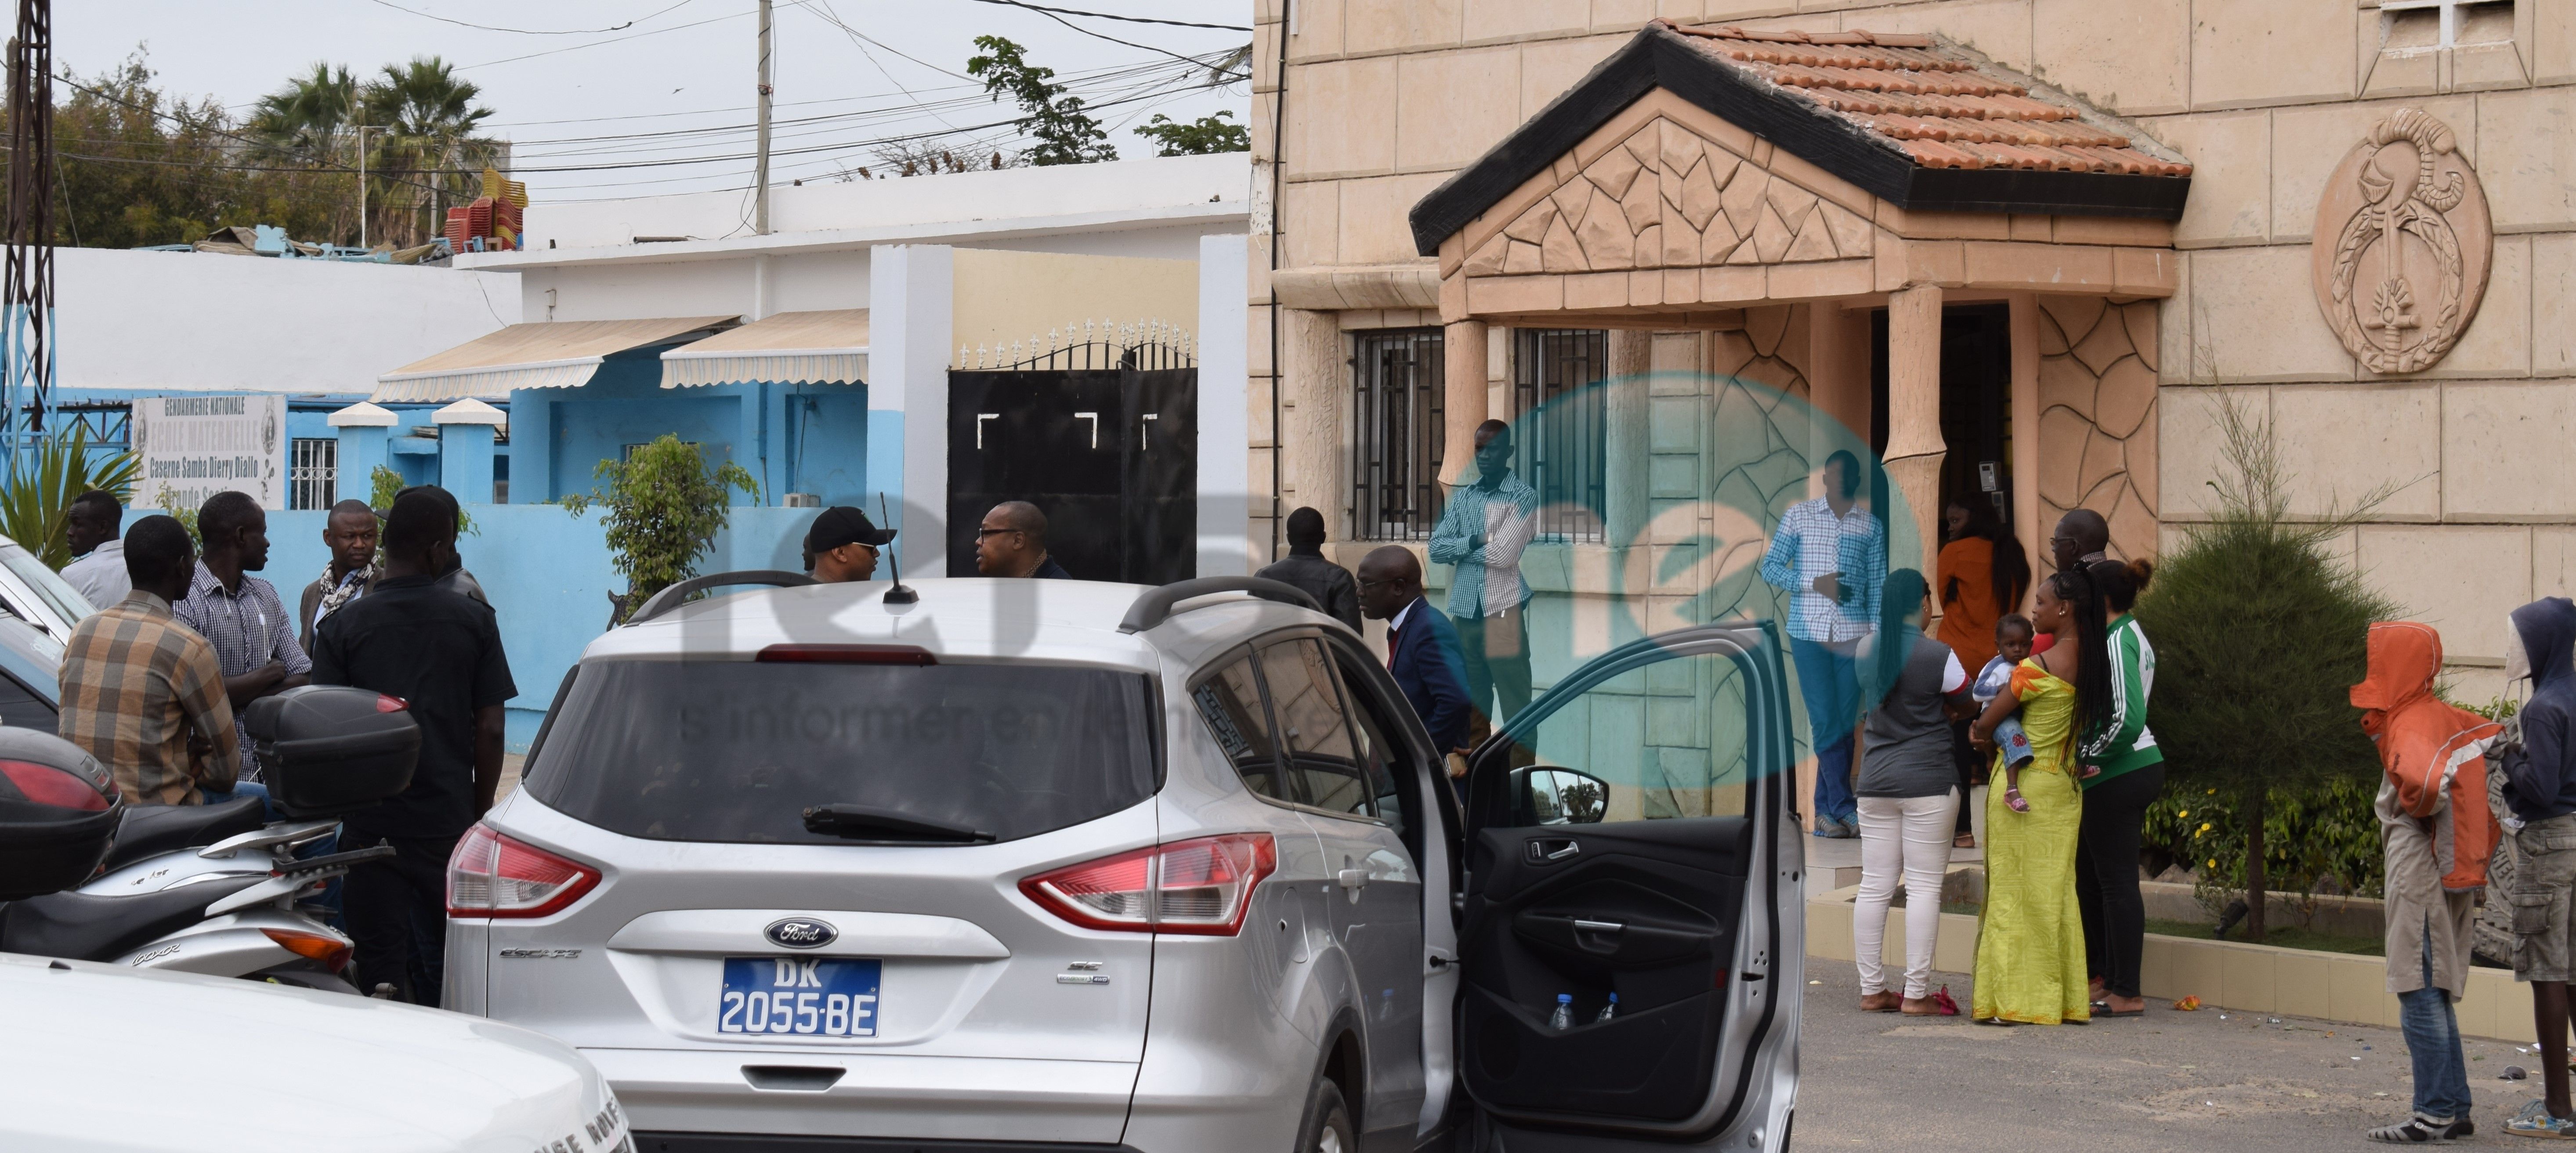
[{"xmin": 310, "ymin": 486, "xmax": 515, "ymax": 1006}]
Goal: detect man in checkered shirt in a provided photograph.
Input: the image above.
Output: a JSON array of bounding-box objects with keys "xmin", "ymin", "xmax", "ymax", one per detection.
[
  {"xmin": 173, "ymin": 491, "xmax": 311, "ymax": 784},
  {"xmin": 1759, "ymin": 450, "xmax": 1886, "ymax": 839},
  {"xmin": 57, "ymin": 516, "xmax": 240, "ymax": 806}
]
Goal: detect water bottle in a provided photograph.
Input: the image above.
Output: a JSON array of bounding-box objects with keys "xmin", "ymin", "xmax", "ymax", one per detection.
[
  {"xmin": 1595, "ymin": 993, "xmax": 1618, "ymax": 1024},
  {"xmin": 1548, "ymin": 993, "xmax": 1574, "ymax": 1031}
]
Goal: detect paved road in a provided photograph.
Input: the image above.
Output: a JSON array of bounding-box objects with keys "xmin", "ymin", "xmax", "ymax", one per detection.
[{"xmin": 1797, "ymin": 961, "xmax": 2546, "ymax": 1150}]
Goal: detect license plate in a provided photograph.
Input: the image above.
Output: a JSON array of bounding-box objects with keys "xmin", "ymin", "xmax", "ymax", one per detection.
[{"xmin": 718, "ymin": 957, "xmax": 880, "ymax": 1037}]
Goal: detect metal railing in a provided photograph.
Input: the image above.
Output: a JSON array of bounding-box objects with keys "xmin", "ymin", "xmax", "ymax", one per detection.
[
  {"xmin": 1511, "ymin": 329, "xmax": 1608, "ymax": 543},
  {"xmin": 1350, "ymin": 328, "xmax": 1445, "ymax": 541}
]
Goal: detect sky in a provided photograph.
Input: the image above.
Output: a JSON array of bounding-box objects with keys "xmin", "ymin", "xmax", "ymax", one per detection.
[{"xmin": 54, "ymin": 0, "xmax": 1252, "ymax": 203}]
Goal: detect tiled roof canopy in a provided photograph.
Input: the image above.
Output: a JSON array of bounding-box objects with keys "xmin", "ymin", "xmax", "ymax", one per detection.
[
  {"xmin": 1678, "ymin": 26, "xmax": 2192, "ymax": 177},
  {"xmin": 1411, "ymin": 20, "xmax": 2192, "ymax": 257}
]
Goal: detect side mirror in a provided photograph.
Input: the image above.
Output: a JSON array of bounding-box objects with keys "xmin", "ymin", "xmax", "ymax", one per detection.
[{"xmin": 1509, "ymin": 765, "xmax": 1609, "ymax": 826}]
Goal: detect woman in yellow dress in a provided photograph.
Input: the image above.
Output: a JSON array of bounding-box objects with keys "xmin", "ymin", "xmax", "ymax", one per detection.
[{"xmin": 1965, "ymin": 566, "xmax": 2111, "ymax": 1025}]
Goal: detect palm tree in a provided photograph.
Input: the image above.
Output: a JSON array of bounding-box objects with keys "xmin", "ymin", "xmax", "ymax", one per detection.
[
  {"xmin": 246, "ymin": 62, "xmax": 365, "ymax": 242},
  {"xmin": 364, "ymin": 57, "xmax": 499, "ymax": 246}
]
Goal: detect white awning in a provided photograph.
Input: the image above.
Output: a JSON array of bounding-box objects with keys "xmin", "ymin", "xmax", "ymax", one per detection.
[
  {"xmin": 374, "ymin": 315, "xmax": 739, "ymax": 401},
  {"xmin": 659, "ymin": 309, "xmax": 868, "ymax": 389}
]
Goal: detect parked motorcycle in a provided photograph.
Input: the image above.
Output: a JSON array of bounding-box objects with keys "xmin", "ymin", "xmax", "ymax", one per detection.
[{"xmin": 0, "ymin": 687, "xmax": 422, "ymax": 993}]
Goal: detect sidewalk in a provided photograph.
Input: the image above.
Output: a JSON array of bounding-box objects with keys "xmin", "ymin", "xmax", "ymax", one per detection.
[{"xmin": 1798, "ymin": 962, "xmax": 2537, "ymax": 1150}]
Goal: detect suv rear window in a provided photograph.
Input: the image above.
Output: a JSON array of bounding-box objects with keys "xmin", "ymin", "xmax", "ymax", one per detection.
[{"xmin": 525, "ymin": 659, "xmax": 1159, "ymax": 845}]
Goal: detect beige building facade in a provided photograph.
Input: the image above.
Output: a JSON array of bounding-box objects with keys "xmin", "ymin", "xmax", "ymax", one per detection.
[{"xmin": 1248, "ymin": 0, "xmax": 2575, "ymax": 697}]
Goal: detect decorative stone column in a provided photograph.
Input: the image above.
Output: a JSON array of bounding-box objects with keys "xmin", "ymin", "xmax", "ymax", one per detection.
[
  {"xmin": 433, "ymin": 398, "xmax": 507, "ymax": 504},
  {"xmin": 1441, "ymin": 319, "xmax": 1488, "ymax": 488},
  {"xmin": 1882, "ymin": 284, "xmax": 1946, "ymax": 578},
  {"xmin": 328, "ymin": 402, "xmax": 398, "ymax": 504},
  {"xmin": 1602, "ymin": 329, "xmax": 1652, "ymax": 549}
]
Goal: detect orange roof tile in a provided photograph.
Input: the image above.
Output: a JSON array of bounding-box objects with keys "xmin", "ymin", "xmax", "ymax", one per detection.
[{"xmin": 1666, "ymin": 23, "xmax": 2193, "ymax": 178}]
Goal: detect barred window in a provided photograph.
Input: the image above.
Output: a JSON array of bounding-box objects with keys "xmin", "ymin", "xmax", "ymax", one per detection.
[
  {"xmin": 1511, "ymin": 329, "xmax": 1608, "ymax": 542},
  {"xmin": 1350, "ymin": 329, "xmax": 1446, "ymax": 541},
  {"xmin": 289, "ymin": 438, "xmax": 338, "ymax": 511}
]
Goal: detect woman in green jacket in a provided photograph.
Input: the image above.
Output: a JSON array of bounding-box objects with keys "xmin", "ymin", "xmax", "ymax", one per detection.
[{"xmin": 2077, "ymin": 557, "xmax": 2164, "ymax": 1017}]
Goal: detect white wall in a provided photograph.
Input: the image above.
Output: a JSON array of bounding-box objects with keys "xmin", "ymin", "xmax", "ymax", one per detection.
[
  {"xmin": 58, "ymin": 247, "xmax": 518, "ymax": 394},
  {"xmin": 527, "ymin": 153, "xmax": 1249, "ymax": 249},
  {"xmin": 527, "ymin": 249, "xmax": 867, "ymax": 324}
]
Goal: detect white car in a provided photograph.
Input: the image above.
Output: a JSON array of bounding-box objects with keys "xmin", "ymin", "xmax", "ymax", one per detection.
[
  {"xmin": 0, "ymin": 951, "xmax": 631, "ymax": 1152},
  {"xmin": 0, "ymin": 534, "xmax": 92, "ymax": 639},
  {"xmin": 453, "ymin": 574, "xmax": 1803, "ymax": 1152}
]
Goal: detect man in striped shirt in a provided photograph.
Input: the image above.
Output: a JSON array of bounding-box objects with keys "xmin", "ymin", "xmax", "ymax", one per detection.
[
  {"xmin": 1759, "ymin": 450, "xmax": 1886, "ymax": 838},
  {"xmin": 174, "ymin": 491, "xmax": 311, "ymax": 784},
  {"xmin": 57, "ymin": 516, "xmax": 240, "ymax": 806}
]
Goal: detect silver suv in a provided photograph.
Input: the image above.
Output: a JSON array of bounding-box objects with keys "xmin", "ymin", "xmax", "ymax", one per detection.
[{"xmin": 448, "ymin": 574, "xmax": 1803, "ymax": 1152}]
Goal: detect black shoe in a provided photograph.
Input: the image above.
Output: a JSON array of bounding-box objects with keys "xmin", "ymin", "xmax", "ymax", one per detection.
[{"xmin": 2366, "ymin": 1115, "xmax": 2471, "ymax": 1143}]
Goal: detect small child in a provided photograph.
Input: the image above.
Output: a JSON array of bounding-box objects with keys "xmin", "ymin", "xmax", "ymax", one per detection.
[{"xmin": 1974, "ymin": 615, "xmax": 2040, "ymax": 812}]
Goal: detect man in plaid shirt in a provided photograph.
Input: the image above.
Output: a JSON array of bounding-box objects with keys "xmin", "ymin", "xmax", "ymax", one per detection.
[
  {"xmin": 57, "ymin": 516, "xmax": 241, "ymax": 806},
  {"xmin": 1760, "ymin": 450, "xmax": 1886, "ymax": 839},
  {"xmin": 174, "ymin": 492, "xmax": 311, "ymax": 784}
]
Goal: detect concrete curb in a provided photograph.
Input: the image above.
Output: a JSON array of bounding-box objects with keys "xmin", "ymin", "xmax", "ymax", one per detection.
[{"xmin": 1807, "ymin": 884, "xmax": 2538, "ymax": 1042}]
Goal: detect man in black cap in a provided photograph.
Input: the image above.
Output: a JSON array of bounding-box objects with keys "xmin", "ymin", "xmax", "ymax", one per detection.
[{"xmin": 804, "ymin": 506, "xmax": 897, "ymax": 583}]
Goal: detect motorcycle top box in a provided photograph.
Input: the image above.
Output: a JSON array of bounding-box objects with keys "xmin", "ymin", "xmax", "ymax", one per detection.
[
  {"xmin": 0, "ymin": 730, "xmax": 120, "ymax": 900},
  {"xmin": 246, "ymin": 686, "xmax": 422, "ymax": 818}
]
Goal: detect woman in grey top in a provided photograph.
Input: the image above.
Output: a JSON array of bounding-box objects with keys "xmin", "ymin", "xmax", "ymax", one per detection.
[{"xmin": 1852, "ymin": 568, "xmax": 1974, "ymax": 1013}]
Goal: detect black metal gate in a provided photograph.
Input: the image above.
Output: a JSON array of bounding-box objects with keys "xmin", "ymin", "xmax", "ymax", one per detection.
[{"xmin": 946, "ymin": 337, "xmax": 1196, "ymax": 583}]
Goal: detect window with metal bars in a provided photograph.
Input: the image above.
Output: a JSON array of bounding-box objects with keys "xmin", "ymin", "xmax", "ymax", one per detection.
[
  {"xmin": 1349, "ymin": 329, "xmax": 1446, "ymax": 540},
  {"xmin": 1510, "ymin": 329, "xmax": 1608, "ymax": 542},
  {"xmin": 289, "ymin": 438, "xmax": 337, "ymax": 511}
]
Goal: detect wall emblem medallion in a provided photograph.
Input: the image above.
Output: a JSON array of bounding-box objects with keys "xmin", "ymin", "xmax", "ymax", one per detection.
[{"xmin": 2311, "ymin": 108, "xmax": 2492, "ymax": 374}]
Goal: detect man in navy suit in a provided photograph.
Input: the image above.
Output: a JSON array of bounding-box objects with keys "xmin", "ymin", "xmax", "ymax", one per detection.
[{"xmin": 1358, "ymin": 546, "xmax": 1473, "ymax": 792}]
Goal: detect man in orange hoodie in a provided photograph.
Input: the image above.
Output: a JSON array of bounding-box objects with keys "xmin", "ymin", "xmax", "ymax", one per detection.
[{"xmin": 2353, "ymin": 622, "xmax": 2502, "ymax": 1143}]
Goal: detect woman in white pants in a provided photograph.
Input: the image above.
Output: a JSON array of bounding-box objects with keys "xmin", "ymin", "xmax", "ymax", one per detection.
[{"xmin": 1852, "ymin": 570, "xmax": 1973, "ymax": 1013}]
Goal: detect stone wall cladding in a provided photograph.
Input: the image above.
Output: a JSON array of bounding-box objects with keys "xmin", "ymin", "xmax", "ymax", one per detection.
[
  {"xmin": 2036, "ymin": 295, "xmax": 2160, "ymax": 565},
  {"xmin": 1260, "ymin": 0, "xmax": 2576, "ymax": 672}
]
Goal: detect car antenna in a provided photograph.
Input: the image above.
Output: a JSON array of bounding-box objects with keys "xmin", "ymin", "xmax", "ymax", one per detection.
[{"xmin": 879, "ymin": 493, "xmax": 918, "ymax": 605}]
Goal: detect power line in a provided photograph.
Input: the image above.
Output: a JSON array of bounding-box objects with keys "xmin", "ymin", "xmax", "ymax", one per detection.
[
  {"xmin": 972, "ymin": 0, "xmax": 1240, "ymax": 73},
  {"xmin": 364, "ymin": 0, "xmax": 702, "ymax": 35},
  {"xmin": 455, "ymin": 8, "xmax": 753, "ymax": 71},
  {"xmin": 959, "ymin": 0, "xmax": 1248, "ymax": 32}
]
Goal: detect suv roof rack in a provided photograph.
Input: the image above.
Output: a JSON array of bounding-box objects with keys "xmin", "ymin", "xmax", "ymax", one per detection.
[
  {"xmin": 626, "ymin": 570, "xmax": 817, "ymax": 625},
  {"xmin": 1118, "ymin": 576, "xmax": 1322, "ymax": 635}
]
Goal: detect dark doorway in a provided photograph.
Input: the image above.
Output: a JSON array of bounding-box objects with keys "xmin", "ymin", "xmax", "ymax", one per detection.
[
  {"xmin": 946, "ymin": 354, "xmax": 1196, "ymax": 584},
  {"xmin": 1868, "ymin": 304, "xmax": 2014, "ymax": 544}
]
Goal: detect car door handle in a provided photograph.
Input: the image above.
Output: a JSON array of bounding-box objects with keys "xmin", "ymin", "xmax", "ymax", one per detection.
[
  {"xmin": 1572, "ymin": 919, "xmax": 1623, "ymax": 933},
  {"xmin": 1336, "ymin": 868, "xmax": 1368, "ymax": 890},
  {"xmin": 1527, "ymin": 839, "xmax": 1580, "ymax": 863}
]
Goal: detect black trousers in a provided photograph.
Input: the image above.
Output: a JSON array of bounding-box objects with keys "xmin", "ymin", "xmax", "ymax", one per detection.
[
  {"xmin": 2075, "ymin": 763, "xmax": 2166, "ymax": 999},
  {"xmin": 341, "ymin": 829, "xmax": 461, "ymax": 1007},
  {"xmin": 1948, "ymin": 719, "xmax": 1985, "ymax": 836},
  {"xmin": 1454, "ymin": 607, "xmax": 1532, "ymax": 734}
]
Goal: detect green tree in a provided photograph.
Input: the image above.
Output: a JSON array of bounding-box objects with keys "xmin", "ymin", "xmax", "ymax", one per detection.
[
  {"xmin": 561, "ymin": 437, "xmax": 758, "ymax": 622},
  {"xmin": 366, "ymin": 56, "xmax": 502, "ymax": 246},
  {"xmin": 2131, "ymin": 395, "xmax": 2400, "ymax": 942},
  {"xmin": 966, "ymin": 36, "xmax": 1115, "ymax": 166},
  {"xmin": 1134, "ymin": 111, "xmax": 1248, "ymax": 156},
  {"xmin": 44, "ymin": 54, "xmax": 349, "ymax": 248},
  {"xmin": 0, "ymin": 426, "xmax": 139, "ymax": 568}
]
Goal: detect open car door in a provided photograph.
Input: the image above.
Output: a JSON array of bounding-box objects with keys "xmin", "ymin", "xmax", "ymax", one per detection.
[{"xmin": 1452, "ymin": 622, "xmax": 1803, "ymax": 1151}]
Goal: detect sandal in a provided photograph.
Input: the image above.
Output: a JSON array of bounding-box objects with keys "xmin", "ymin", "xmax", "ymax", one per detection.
[
  {"xmin": 2004, "ymin": 787, "xmax": 2029, "ymax": 813},
  {"xmin": 1952, "ymin": 833, "xmax": 1977, "ymax": 849}
]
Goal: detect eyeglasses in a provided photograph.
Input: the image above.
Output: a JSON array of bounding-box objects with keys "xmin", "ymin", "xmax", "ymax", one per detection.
[{"xmin": 975, "ymin": 527, "xmax": 1023, "ymax": 539}]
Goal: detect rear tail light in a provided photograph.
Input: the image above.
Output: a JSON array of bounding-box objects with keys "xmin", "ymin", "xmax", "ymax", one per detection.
[
  {"xmin": 262, "ymin": 928, "xmax": 352, "ymax": 973},
  {"xmin": 1019, "ymin": 833, "xmax": 1275, "ymax": 936},
  {"xmin": 446, "ymin": 824, "xmax": 602, "ymax": 919},
  {"xmin": 756, "ymin": 643, "xmax": 936, "ymax": 665}
]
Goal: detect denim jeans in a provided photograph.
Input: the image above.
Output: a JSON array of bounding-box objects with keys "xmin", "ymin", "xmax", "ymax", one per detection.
[
  {"xmin": 1791, "ymin": 637, "xmax": 1861, "ymax": 825},
  {"xmin": 197, "ymin": 780, "xmax": 279, "ymax": 822},
  {"xmin": 2399, "ymin": 934, "xmax": 2473, "ymax": 1123}
]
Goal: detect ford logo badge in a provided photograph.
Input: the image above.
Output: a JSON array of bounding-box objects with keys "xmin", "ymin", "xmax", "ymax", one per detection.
[{"xmin": 764, "ymin": 918, "xmax": 837, "ymax": 950}]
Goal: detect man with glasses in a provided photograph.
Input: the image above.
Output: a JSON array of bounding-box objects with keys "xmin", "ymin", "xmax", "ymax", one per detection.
[
  {"xmin": 974, "ymin": 500, "xmax": 1071, "ymax": 579},
  {"xmin": 803, "ymin": 506, "xmax": 896, "ymax": 583},
  {"xmin": 2050, "ymin": 507, "xmax": 2110, "ymax": 573}
]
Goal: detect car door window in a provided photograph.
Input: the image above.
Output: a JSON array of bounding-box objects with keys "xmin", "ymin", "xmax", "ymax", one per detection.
[
  {"xmin": 1330, "ymin": 655, "xmax": 1410, "ymax": 843},
  {"xmin": 1190, "ymin": 653, "xmax": 1289, "ymax": 802},
  {"xmin": 1501, "ymin": 651, "xmax": 1753, "ymax": 824},
  {"xmin": 0, "ymin": 672, "xmax": 53, "ymax": 730},
  {"xmin": 1257, "ymin": 637, "xmax": 1373, "ymax": 818}
]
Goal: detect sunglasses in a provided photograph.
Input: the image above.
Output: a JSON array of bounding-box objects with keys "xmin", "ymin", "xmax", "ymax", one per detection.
[{"xmin": 975, "ymin": 527, "xmax": 1024, "ymax": 538}]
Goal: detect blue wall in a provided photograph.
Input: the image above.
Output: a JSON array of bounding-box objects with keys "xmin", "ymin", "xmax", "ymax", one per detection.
[
  {"xmin": 507, "ymin": 350, "xmax": 871, "ymax": 507},
  {"xmin": 265, "ymin": 502, "xmax": 818, "ymax": 751}
]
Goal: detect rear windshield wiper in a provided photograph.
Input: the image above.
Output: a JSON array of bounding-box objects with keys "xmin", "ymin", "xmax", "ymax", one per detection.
[{"xmin": 802, "ymin": 803, "xmax": 997, "ymax": 843}]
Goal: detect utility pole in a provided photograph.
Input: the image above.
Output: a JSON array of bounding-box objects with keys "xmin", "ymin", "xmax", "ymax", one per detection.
[
  {"xmin": 754, "ymin": 0, "xmax": 773, "ymax": 234},
  {"xmin": 1, "ymin": 0, "xmax": 55, "ymax": 443},
  {"xmin": 355, "ymin": 124, "xmax": 373, "ymax": 249}
]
